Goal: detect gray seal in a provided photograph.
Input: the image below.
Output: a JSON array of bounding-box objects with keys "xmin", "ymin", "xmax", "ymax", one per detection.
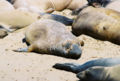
[
  {"xmin": 53, "ymin": 58, "xmax": 120, "ymax": 81},
  {"xmin": 14, "ymin": 19, "xmax": 84, "ymax": 59}
]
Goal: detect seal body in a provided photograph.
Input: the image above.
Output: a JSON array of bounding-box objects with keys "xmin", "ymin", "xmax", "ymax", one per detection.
[
  {"xmin": 77, "ymin": 65, "xmax": 120, "ymax": 81},
  {"xmin": 39, "ymin": 13, "xmax": 73, "ymax": 26},
  {"xmin": 105, "ymin": 0, "xmax": 120, "ymax": 12},
  {"xmin": 0, "ymin": 10, "xmax": 39, "ymax": 31},
  {"xmin": 0, "ymin": 0, "xmax": 40, "ymax": 31},
  {"xmin": 12, "ymin": 0, "xmax": 87, "ymax": 13},
  {"xmin": 15, "ymin": 19, "xmax": 83, "ymax": 59},
  {"xmin": 53, "ymin": 58, "xmax": 120, "ymax": 73},
  {"xmin": 0, "ymin": 0, "xmax": 14, "ymax": 11},
  {"xmin": 87, "ymin": 0, "xmax": 120, "ymax": 12},
  {"xmin": 53, "ymin": 58, "xmax": 120, "ymax": 81},
  {"xmin": 67, "ymin": 0, "xmax": 88, "ymax": 10},
  {"xmin": 72, "ymin": 6, "xmax": 120, "ymax": 45}
]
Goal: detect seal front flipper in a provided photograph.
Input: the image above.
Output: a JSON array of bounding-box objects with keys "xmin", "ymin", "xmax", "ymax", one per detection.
[
  {"xmin": 53, "ymin": 63, "xmax": 80, "ymax": 73},
  {"xmin": 13, "ymin": 47, "xmax": 28, "ymax": 52}
]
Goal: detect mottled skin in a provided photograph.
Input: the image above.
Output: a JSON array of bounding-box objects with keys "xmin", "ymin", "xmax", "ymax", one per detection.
[
  {"xmin": 11, "ymin": 0, "xmax": 87, "ymax": 13},
  {"xmin": 15, "ymin": 19, "xmax": 84, "ymax": 59},
  {"xmin": 72, "ymin": 6, "xmax": 120, "ymax": 45},
  {"xmin": 53, "ymin": 58, "xmax": 120, "ymax": 81}
]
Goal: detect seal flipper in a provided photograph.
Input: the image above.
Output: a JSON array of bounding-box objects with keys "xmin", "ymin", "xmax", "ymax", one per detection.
[
  {"xmin": 13, "ymin": 48, "xmax": 28, "ymax": 52},
  {"xmin": 53, "ymin": 63, "xmax": 80, "ymax": 73}
]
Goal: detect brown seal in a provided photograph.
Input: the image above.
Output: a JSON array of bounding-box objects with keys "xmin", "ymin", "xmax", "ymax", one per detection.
[
  {"xmin": 14, "ymin": 19, "xmax": 84, "ymax": 59},
  {"xmin": 72, "ymin": 6, "xmax": 120, "ymax": 45}
]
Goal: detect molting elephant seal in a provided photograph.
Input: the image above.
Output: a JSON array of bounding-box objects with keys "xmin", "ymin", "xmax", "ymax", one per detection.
[{"xmin": 14, "ymin": 19, "xmax": 84, "ymax": 59}]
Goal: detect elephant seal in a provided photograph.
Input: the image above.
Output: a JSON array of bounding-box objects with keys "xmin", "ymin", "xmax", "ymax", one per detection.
[
  {"xmin": 11, "ymin": 0, "xmax": 87, "ymax": 13},
  {"xmin": 77, "ymin": 64, "xmax": 120, "ymax": 81},
  {"xmin": 39, "ymin": 13, "xmax": 73, "ymax": 25},
  {"xmin": 0, "ymin": 9, "xmax": 73, "ymax": 33},
  {"xmin": 53, "ymin": 58, "xmax": 120, "ymax": 73},
  {"xmin": 72, "ymin": 0, "xmax": 120, "ymax": 15},
  {"xmin": 87, "ymin": 0, "xmax": 120, "ymax": 12},
  {"xmin": 0, "ymin": 10, "xmax": 39, "ymax": 31},
  {"xmin": 0, "ymin": 0, "xmax": 14, "ymax": 11},
  {"xmin": 53, "ymin": 58, "xmax": 120, "ymax": 80},
  {"xmin": 0, "ymin": 0, "xmax": 38, "ymax": 32},
  {"xmin": 14, "ymin": 19, "xmax": 84, "ymax": 59},
  {"xmin": 72, "ymin": 6, "xmax": 120, "ymax": 45}
]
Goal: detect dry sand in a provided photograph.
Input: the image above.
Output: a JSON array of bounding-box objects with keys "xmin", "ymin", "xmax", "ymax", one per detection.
[{"xmin": 0, "ymin": 10, "xmax": 120, "ymax": 81}]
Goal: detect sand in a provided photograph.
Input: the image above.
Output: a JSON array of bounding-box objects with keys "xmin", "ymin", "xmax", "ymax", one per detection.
[{"xmin": 0, "ymin": 9, "xmax": 120, "ymax": 81}]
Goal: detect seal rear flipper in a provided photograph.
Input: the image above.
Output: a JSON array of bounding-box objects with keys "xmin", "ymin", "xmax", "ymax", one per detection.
[
  {"xmin": 13, "ymin": 47, "xmax": 28, "ymax": 52},
  {"xmin": 53, "ymin": 63, "xmax": 80, "ymax": 73}
]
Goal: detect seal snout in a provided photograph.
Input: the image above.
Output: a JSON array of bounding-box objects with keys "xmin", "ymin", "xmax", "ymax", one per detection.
[
  {"xmin": 66, "ymin": 44, "xmax": 82, "ymax": 59},
  {"xmin": 52, "ymin": 43, "xmax": 82, "ymax": 59}
]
